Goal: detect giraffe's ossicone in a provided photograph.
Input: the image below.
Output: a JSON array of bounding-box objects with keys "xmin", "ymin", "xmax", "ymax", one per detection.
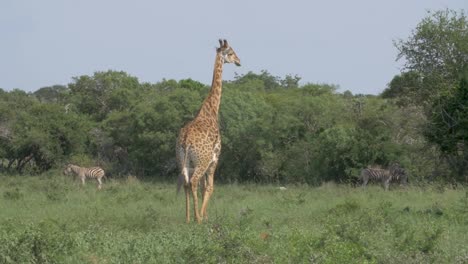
[{"xmin": 176, "ymin": 39, "xmax": 241, "ymax": 223}]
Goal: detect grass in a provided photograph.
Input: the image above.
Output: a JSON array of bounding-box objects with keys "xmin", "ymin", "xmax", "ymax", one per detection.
[{"xmin": 0, "ymin": 174, "xmax": 467, "ymax": 263}]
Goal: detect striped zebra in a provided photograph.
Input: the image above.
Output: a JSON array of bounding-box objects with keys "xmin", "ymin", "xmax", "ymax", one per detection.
[
  {"xmin": 63, "ymin": 164, "xmax": 106, "ymax": 190},
  {"xmin": 360, "ymin": 163, "xmax": 407, "ymax": 190},
  {"xmin": 388, "ymin": 162, "xmax": 408, "ymax": 186}
]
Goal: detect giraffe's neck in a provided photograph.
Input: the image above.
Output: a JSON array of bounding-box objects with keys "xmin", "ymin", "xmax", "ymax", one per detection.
[{"xmin": 197, "ymin": 52, "xmax": 224, "ymax": 120}]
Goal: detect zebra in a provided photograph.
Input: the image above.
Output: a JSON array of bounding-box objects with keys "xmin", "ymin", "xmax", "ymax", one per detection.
[
  {"xmin": 388, "ymin": 162, "xmax": 408, "ymax": 186},
  {"xmin": 63, "ymin": 164, "xmax": 106, "ymax": 190},
  {"xmin": 360, "ymin": 163, "xmax": 408, "ymax": 190}
]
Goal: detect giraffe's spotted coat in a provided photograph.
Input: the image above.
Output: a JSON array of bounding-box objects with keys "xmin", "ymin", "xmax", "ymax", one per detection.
[{"xmin": 176, "ymin": 39, "xmax": 241, "ymax": 223}]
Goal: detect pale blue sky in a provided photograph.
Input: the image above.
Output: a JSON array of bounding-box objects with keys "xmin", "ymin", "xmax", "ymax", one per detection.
[{"xmin": 1, "ymin": 1, "xmax": 466, "ymax": 94}]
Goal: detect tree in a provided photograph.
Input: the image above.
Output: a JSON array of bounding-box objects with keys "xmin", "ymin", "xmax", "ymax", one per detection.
[
  {"xmin": 102, "ymin": 79, "xmax": 206, "ymax": 177},
  {"xmin": 179, "ymin": 78, "xmax": 207, "ymax": 91},
  {"xmin": 386, "ymin": 9, "xmax": 468, "ymax": 182},
  {"xmin": 68, "ymin": 71, "xmax": 141, "ymax": 121},
  {"xmin": 218, "ymin": 88, "xmax": 272, "ymax": 182},
  {"xmin": 425, "ymin": 74, "xmax": 468, "ymax": 181},
  {"xmin": 381, "ymin": 71, "xmax": 423, "ymax": 106},
  {"xmin": 33, "ymin": 85, "xmax": 68, "ymax": 103},
  {"xmin": 393, "ymin": 9, "xmax": 468, "ymax": 105},
  {"xmin": 232, "ymin": 70, "xmax": 300, "ymax": 91},
  {"xmin": 0, "ymin": 90, "xmax": 90, "ymax": 173}
]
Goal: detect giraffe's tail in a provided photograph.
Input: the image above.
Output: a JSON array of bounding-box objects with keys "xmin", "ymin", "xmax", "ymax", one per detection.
[{"xmin": 177, "ymin": 144, "xmax": 190, "ymax": 194}]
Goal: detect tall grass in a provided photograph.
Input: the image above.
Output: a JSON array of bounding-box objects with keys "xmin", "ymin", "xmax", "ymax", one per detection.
[{"xmin": 0, "ymin": 174, "xmax": 467, "ymax": 263}]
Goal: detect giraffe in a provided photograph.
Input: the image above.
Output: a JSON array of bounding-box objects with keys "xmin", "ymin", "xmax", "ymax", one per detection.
[{"xmin": 176, "ymin": 39, "xmax": 241, "ymax": 223}]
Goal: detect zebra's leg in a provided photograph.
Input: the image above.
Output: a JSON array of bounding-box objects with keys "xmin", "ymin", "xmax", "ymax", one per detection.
[
  {"xmin": 361, "ymin": 175, "xmax": 369, "ymax": 188},
  {"xmin": 97, "ymin": 177, "xmax": 102, "ymax": 190},
  {"xmin": 81, "ymin": 176, "xmax": 86, "ymax": 187},
  {"xmin": 383, "ymin": 178, "xmax": 390, "ymax": 191}
]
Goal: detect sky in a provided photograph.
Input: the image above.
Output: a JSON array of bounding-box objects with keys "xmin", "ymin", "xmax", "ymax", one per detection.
[{"xmin": 0, "ymin": 1, "xmax": 466, "ymax": 94}]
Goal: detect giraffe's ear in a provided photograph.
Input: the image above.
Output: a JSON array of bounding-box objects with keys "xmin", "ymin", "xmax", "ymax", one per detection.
[{"xmin": 223, "ymin": 39, "xmax": 228, "ymax": 48}]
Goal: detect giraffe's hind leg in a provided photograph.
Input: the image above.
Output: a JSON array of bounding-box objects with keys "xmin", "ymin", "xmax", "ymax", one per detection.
[
  {"xmin": 190, "ymin": 164, "xmax": 210, "ymax": 223},
  {"xmin": 200, "ymin": 175, "xmax": 207, "ymax": 206},
  {"xmin": 184, "ymin": 184, "xmax": 191, "ymax": 223},
  {"xmin": 201, "ymin": 160, "xmax": 218, "ymax": 220},
  {"xmin": 177, "ymin": 147, "xmax": 193, "ymax": 223}
]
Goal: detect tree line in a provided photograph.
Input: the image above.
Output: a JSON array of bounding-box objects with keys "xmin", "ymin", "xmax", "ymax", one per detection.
[{"xmin": 0, "ymin": 9, "xmax": 466, "ymax": 184}]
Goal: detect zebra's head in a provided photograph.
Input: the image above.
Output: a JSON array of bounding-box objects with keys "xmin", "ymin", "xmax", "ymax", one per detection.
[
  {"xmin": 389, "ymin": 162, "xmax": 408, "ymax": 186},
  {"xmin": 400, "ymin": 172, "xmax": 409, "ymax": 186},
  {"xmin": 63, "ymin": 164, "xmax": 73, "ymax": 175}
]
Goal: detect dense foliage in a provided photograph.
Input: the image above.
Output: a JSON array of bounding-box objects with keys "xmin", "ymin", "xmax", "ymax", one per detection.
[
  {"xmin": 0, "ymin": 9, "xmax": 466, "ymax": 184},
  {"xmin": 0, "ymin": 71, "xmax": 427, "ymax": 183},
  {"xmin": 383, "ymin": 9, "xmax": 468, "ymax": 182}
]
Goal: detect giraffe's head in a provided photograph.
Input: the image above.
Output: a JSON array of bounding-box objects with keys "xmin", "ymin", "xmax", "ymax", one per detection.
[{"xmin": 217, "ymin": 39, "xmax": 241, "ymax": 66}]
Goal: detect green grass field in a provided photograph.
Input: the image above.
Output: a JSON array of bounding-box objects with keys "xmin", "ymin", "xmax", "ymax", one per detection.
[{"xmin": 1, "ymin": 174, "xmax": 467, "ymax": 263}]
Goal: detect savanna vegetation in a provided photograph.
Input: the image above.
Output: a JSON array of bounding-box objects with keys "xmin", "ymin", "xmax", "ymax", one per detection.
[
  {"xmin": 0, "ymin": 8, "xmax": 467, "ymax": 263},
  {"xmin": 0, "ymin": 176, "xmax": 467, "ymax": 263}
]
